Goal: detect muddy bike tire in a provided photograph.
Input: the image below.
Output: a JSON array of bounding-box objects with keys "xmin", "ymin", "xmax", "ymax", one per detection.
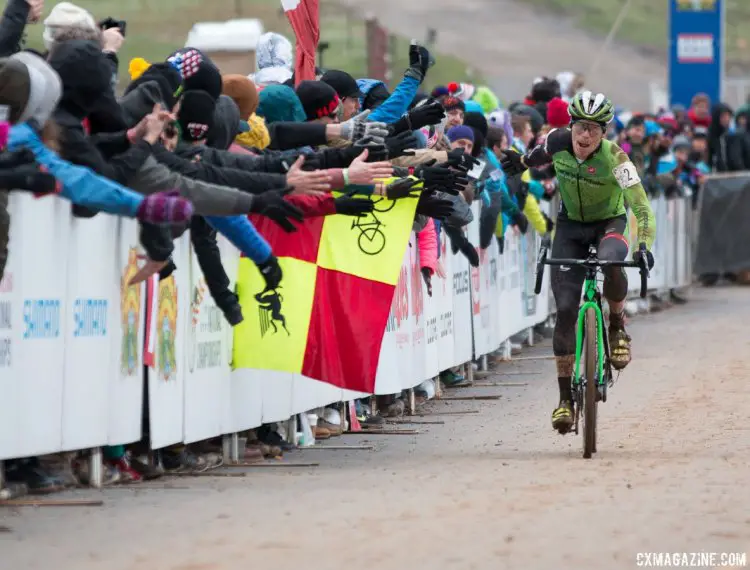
[{"xmin": 582, "ymin": 307, "xmax": 598, "ymax": 459}]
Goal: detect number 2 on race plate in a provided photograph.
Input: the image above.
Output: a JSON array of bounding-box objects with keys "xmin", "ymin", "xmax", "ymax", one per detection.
[{"xmin": 613, "ymin": 161, "xmax": 641, "ymax": 189}]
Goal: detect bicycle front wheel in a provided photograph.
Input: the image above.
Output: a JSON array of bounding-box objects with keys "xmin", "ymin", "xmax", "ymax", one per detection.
[{"xmin": 582, "ymin": 307, "xmax": 598, "ymax": 459}]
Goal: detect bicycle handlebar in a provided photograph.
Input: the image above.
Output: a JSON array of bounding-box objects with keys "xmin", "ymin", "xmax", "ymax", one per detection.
[{"xmin": 534, "ymin": 239, "xmax": 650, "ymax": 299}]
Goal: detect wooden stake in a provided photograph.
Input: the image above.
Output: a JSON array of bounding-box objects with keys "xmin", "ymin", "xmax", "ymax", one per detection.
[
  {"xmin": 300, "ymin": 445, "xmax": 374, "ymax": 451},
  {"xmin": 388, "ymin": 419, "xmax": 445, "ymax": 425},
  {"xmin": 415, "ymin": 410, "xmax": 479, "ymax": 416},
  {"xmin": 229, "ymin": 462, "xmax": 319, "ymax": 468},
  {"xmin": 344, "ymin": 429, "xmax": 420, "ymax": 435},
  {"xmin": 470, "ymin": 382, "xmax": 529, "ymax": 388},
  {"xmin": 0, "ymin": 499, "xmax": 103, "ymax": 507}
]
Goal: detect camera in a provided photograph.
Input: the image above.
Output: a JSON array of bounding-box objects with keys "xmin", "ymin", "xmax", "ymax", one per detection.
[{"xmin": 99, "ymin": 18, "xmax": 127, "ymax": 37}]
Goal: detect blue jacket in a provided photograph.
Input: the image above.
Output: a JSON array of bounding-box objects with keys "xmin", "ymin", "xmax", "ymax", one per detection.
[
  {"xmin": 481, "ymin": 148, "xmax": 520, "ymax": 217},
  {"xmin": 9, "ymin": 123, "xmax": 142, "ymax": 217},
  {"xmin": 204, "ymin": 215, "xmax": 271, "ymax": 264},
  {"xmin": 357, "ymin": 76, "xmax": 421, "ymax": 124}
]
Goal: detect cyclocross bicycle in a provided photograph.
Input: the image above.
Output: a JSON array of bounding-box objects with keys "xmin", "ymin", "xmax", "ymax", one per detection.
[{"xmin": 534, "ymin": 238, "xmax": 650, "ymax": 459}]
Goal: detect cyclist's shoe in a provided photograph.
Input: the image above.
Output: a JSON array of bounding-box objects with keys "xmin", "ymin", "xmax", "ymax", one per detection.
[
  {"xmin": 609, "ymin": 327, "xmax": 632, "ymax": 370},
  {"xmin": 551, "ymin": 400, "xmax": 574, "ymax": 434}
]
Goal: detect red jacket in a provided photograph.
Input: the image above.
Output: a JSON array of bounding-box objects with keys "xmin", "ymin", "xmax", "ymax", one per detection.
[{"xmin": 687, "ymin": 108, "xmax": 711, "ymax": 128}]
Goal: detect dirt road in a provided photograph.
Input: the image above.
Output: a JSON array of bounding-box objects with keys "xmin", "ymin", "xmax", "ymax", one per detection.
[
  {"xmin": 2, "ymin": 286, "xmax": 749, "ymax": 570},
  {"xmin": 337, "ymin": 0, "xmax": 666, "ymax": 110}
]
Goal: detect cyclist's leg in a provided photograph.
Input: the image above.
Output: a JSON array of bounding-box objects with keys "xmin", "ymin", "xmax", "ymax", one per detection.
[
  {"xmin": 596, "ymin": 216, "xmax": 631, "ymax": 369},
  {"xmin": 550, "ymin": 218, "xmax": 591, "ymax": 430}
]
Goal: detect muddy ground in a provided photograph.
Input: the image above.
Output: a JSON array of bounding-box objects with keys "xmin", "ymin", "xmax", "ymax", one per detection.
[{"xmin": 2, "ymin": 286, "xmax": 749, "ymax": 569}]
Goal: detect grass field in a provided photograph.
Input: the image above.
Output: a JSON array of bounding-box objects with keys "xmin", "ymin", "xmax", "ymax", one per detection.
[
  {"xmin": 525, "ymin": 0, "xmax": 750, "ymax": 72},
  {"xmin": 23, "ymin": 0, "xmax": 481, "ymax": 91}
]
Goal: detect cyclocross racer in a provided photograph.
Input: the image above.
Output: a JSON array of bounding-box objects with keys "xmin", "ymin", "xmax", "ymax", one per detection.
[{"xmin": 500, "ymin": 91, "xmax": 656, "ymax": 434}]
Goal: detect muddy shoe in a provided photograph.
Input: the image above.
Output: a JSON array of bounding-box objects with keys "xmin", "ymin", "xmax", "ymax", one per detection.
[
  {"xmin": 551, "ymin": 401, "xmax": 574, "ymax": 434},
  {"xmin": 318, "ymin": 419, "xmax": 343, "ymax": 436},
  {"xmin": 312, "ymin": 426, "xmax": 331, "ymax": 440},
  {"xmin": 609, "ymin": 327, "xmax": 632, "ymax": 370}
]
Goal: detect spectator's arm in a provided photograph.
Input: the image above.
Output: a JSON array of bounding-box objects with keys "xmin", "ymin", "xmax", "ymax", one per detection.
[{"xmin": 0, "ymin": 0, "xmax": 29, "ymax": 57}]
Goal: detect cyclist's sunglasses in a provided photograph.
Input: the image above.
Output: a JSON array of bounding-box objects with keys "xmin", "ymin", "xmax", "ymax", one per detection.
[{"xmin": 571, "ymin": 121, "xmax": 606, "ymax": 135}]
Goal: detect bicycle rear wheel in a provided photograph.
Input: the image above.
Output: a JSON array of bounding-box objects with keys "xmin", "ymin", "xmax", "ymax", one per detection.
[{"xmin": 582, "ymin": 307, "xmax": 598, "ymax": 459}]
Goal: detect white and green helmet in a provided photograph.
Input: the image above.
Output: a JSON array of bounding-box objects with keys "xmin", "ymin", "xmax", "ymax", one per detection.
[{"xmin": 568, "ymin": 90, "xmax": 615, "ymax": 125}]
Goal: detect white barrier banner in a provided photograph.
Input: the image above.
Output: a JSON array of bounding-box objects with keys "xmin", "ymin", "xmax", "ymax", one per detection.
[
  {"xmin": 451, "ymin": 230, "xmax": 473, "ymax": 366},
  {"xmin": 62, "ymin": 215, "xmax": 117, "ymax": 451},
  {"xmin": 434, "ymin": 230, "xmax": 455, "ymax": 372},
  {"xmin": 0, "ymin": 195, "xmax": 68, "ymax": 460},
  {"xmin": 403, "ymin": 235, "xmax": 426, "ymax": 390}
]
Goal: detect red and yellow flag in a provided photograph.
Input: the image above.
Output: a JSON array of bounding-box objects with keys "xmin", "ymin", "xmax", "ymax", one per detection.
[{"xmin": 233, "ymin": 192, "xmax": 418, "ymax": 393}]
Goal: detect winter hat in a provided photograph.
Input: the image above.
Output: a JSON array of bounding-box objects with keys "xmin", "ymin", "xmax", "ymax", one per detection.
[
  {"xmin": 488, "ymin": 109, "xmax": 514, "ymax": 146},
  {"xmin": 449, "ymin": 82, "xmax": 475, "ymax": 102},
  {"xmin": 321, "ymin": 69, "xmax": 363, "ymax": 99},
  {"xmin": 177, "ymin": 90, "xmax": 216, "ymax": 142},
  {"xmin": 42, "ymin": 2, "xmax": 96, "ymax": 50},
  {"xmin": 257, "ymin": 84, "xmax": 305, "ymax": 124},
  {"xmin": 463, "ymin": 111, "xmax": 488, "ymax": 138},
  {"xmin": 431, "ymin": 85, "xmax": 449, "ymax": 99},
  {"xmin": 513, "ymin": 104, "xmax": 545, "ymax": 134},
  {"xmin": 447, "ymin": 125, "xmax": 475, "ymax": 144},
  {"xmin": 464, "ymin": 100, "xmax": 484, "ymax": 115},
  {"xmin": 531, "ymin": 77, "xmax": 560, "ymax": 104},
  {"xmin": 442, "ymin": 96, "xmax": 465, "ymax": 113},
  {"xmin": 546, "ymin": 97, "xmax": 571, "ymax": 128},
  {"xmin": 6, "ymin": 52, "xmax": 63, "ymax": 125},
  {"xmin": 222, "ymin": 74, "xmax": 259, "ymax": 119},
  {"xmin": 360, "ymin": 81, "xmax": 390, "ymax": 111},
  {"xmin": 252, "ymin": 32, "xmax": 293, "ymax": 86},
  {"xmin": 672, "ymin": 135, "xmax": 691, "ymax": 151},
  {"xmin": 125, "ymin": 61, "xmax": 183, "ymax": 110},
  {"xmin": 207, "ymin": 94, "xmax": 241, "ymax": 150},
  {"xmin": 296, "ymin": 80, "xmax": 340, "ymax": 121},
  {"xmin": 472, "ymin": 86, "xmax": 500, "ymax": 115},
  {"xmin": 409, "ymin": 92, "xmax": 430, "ymax": 110},
  {"xmin": 235, "ymin": 113, "xmax": 271, "ymax": 150},
  {"xmin": 167, "ymin": 48, "xmax": 222, "ymax": 100}
]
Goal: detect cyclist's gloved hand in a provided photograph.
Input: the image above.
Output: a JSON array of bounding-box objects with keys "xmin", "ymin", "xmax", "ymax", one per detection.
[
  {"xmin": 544, "ymin": 213, "xmax": 554, "ymax": 234},
  {"xmin": 250, "ymin": 187, "xmax": 304, "ymax": 232},
  {"xmin": 415, "ymin": 164, "xmax": 468, "ymax": 196},
  {"xmin": 421, "ymin": 267, "xmax": 433, "ymax": 297},
  {"xmin": 334, "ymin": 195, "xmax": 374, "ymax": 216},
  {"xmin": 633, "ymin": 243, "xmax": 655, "ymax": 270},
  {"xmin": 444, "ymin": 148, "xmax": 480, "ymax": 173},
  {"xmin": 257, "ymin": 254, "xmax": 283, "ymax": 291},
  {"xmin": 512, "ymin": 210, "xmax": 529, "ymax": 234},
  {"xmin": 416, "ymin": 191, "xmax": 454, "ymax": 220},
  {"xmin": 385, "ymin": 177, "xmax": 420, "ymax": 200},
  {"xmin": 500, "ymin": 149, "xmax": 526, "ymax": 177}
]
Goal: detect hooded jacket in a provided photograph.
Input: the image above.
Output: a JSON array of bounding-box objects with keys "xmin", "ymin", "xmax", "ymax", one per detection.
[
  {"xmin": 49, "ymin": 40, "xmax": 154, "ymax": 213},
  {"xmin": 708, "ymin": 103, "xmax": 745, "ymax": 172},
  {"xmin": 0, "ymin": 0, "xmax": 29, "ymax": 57},
  {"xmin": 251, "ymin": 32, "xmax": 293, "ymax": 86}
]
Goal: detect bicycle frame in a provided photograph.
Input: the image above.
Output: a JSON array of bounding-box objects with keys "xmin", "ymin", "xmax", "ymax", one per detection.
[{"xmin": 573, "ymin": 270, "xmax": 606, "ymax": 390}]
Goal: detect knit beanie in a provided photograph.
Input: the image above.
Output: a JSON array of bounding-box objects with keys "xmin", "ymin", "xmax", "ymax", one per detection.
[
  {"xmin": 235, "ymin": 113, "xmax": 271, "ymax": 150},
  {"xmin": 125, "ymin": 61, "xmax": 184, "ymax": 110},
  {"xmin": 222, "ymin": 74, "xmax": 259, "ymax": 119},
  {"xmin": 464, "ymin": 100, "xmax": 484, "ymax": 115},
  {"xmin": 431, "ymin": 85, "xmax": 449, "ymax": 99},
  {"xmin": 361, "ymin": 82, "xmax": 390, "ymax": 111},
  {"xmin": 296, "ymin": 80, "xmax": 340, "ymax": 121},
  {"xmin": 442, "ymin": 96, "xmax": 465, "ymax": 113},
  {"xmin": 546, "ymin": 97, "xmax": 571, "ymax": 128},
  {"xmin": 531, "ymin": 77, "xmax": 560, "ymax": 104},
  {"xmin": 257, "ymin": 84, "xmax": 306, "ymax": 124},
  {"xmin": 177, "ymin": 90, "xmax": 216, "ymax": 142},
  {"xmin": 447, "ymin": 125, "xmax": 475, "ymax": 144},
  {"xmin": 672, "ymin": 135, "xmax": 691, "ymax": 151},
  {"xmin": 42, "ymin": 2, "xmax": 96, "ymax": 50},
  {"xmin": 167, "ymin": 48, "xmax": 222, "ymax": 100},
  {"xmin": 472, "ymin": 86, "xmax": 500, "ymax": 115},
  {"xmin": 463, "ymin": 111, "xmax": 488, "ymax": 138}
]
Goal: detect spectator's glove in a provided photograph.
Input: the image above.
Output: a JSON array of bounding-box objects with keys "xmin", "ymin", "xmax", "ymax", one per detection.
[
  {"xmin": 257, "ymin": 254, "xmax": 283, "ymax": 292},
  {"xmin": 390, "ymin": 99, "xmax": 445, "ymax": 135},
  {"xmin": 385, "ymin": 131, "xmax": 419, "ymax": 159},
  {"xmin": 443, "ymin": 148, "xmax": 480, "ymax": 173},
  {"xmin": 421, "ymin": 267, "xmax": 433, "ymax": 297},
  {"xmin": 415, "ymin": 163, "xmax": 468, "ymax": 196},
  {"xmin": 249, "ymin": 188, "xmax": 304, "ymax": 232},
  {"xmin": 416, "ymin": 191, "xmax": 454, "ymax": 220},
  {"xmin": 404, "ymin": 43, "xmax": 434, "ymax": 83},
  {"xmin": 500, "ymin": 149, "xmax": 527, "ymax": 177},
  {"xmin": 340, "ymin": 110, "xmax": 389, "ymax": 143},
  {"xmin": 511, "ymin": 210, "xmax": 529, "ymax": 234},
  {"xmin": 632, "ymin": 244, "xmax": 655, "ymax": 270},
  {"xmin": 352, "ymin": 136, "xmax": 389, "ymax": 162},
  {"xmin": 446, "ymin": 225, "xmax": 479, "ymax": 267},
  {"xmin": 496, "ymin": 235, "xmax": 505, "ymax": 255},
  {"xmin": 385, "ymin": 177, "xmax": 420, "ymax": 200},
  {"xmin": 334, "ymin": 195, "xmax": 375, "ymax": 216}
]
